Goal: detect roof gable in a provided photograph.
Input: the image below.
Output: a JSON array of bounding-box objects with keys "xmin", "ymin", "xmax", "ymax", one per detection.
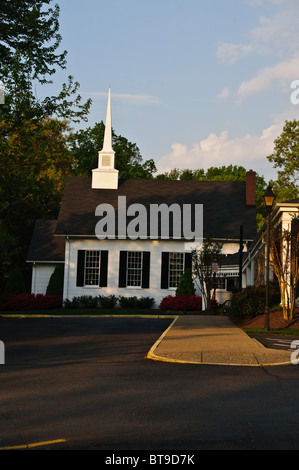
[{"xmin": 27, "ymin": 220, "xmax": 65, "ymax": 262}]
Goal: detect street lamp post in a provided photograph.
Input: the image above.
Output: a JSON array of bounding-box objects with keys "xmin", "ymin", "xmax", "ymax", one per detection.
[{"xmin": 264, "ymin": 185, "xmax": 275, "ymax": 331}]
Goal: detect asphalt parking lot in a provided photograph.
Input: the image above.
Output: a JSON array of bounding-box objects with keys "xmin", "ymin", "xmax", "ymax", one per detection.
[
  {"xmin": 249, "ymin": 333, "xmax": 299, "ymax": 351},
  {"xmin": 1, "ymin": 316, "xmax": 299, "ymax": 450}
]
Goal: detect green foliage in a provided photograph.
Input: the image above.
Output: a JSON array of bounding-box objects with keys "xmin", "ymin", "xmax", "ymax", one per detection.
[
  {"xmin": 98, "ymin": 295, "xmax": 118, "ymax": 309},
  {"xmin": 71, "ymin": 121, "xmax": 157, "ymax": 178},
  {"xmin": 231, "ymin": 283, "xmax": 281, "ymax": 317},
  {"xmin": 118, "ymin": 296, "xmax": 138, "ymax": 309},
  {"xmin": 4, "ymin": 268, "xmax": 25, "ymax": 294},
  {"xmin": 175, "ymin": 268, "xmax": 195, "ymax": 296},
  {"xmin": 267, "ymin": 119, "xmax": 299, "ymax": 202},
  {"xmin": 78, "ymin": 295, "xmax": 99, "ymax": 308},
  {"xmin": 46, "ymin": 264, "xmax": 64, "ymax": 295},
  {"xmin": 0, "ymin": 0, "xmax": 67, "ymax": 84},
  {"xmin": 62, "ymin": 297, "xmax": 80, "ymax": 309},
  {"xmin": 0, "ymin": 1, "xmax": 91, "ymax": 290},
  {"xmin": 61, "ymin": 295, "xmax": 155, "ymax": 310},
  {"xmin": 136, "ymin": 297, "xmax": 155, "ymax": 309}
]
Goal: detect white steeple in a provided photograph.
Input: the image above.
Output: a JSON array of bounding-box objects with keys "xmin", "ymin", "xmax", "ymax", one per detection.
[
  {"xmin": 92, "ymin": 88, "xmax": 119, "ymax": 189},
  {"xmin": 102, "ymin": 88, "xmax": 113, "ymax": 152}
]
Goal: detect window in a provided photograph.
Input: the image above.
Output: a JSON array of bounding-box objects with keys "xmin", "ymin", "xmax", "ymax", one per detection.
[
  {"xmin": 160, "ymin": 252, "xmax": 192, "ymax": 289},
  {"xmin": 76, "ymin": 250, "xmax": 108, "ymax": 287},
  {"xmin": 84, "ymin": 250, "xmax": 100, "ymax": 286},
  {"xmin": 127, "ymin": 251, "xmax": 142, "ymax": 287},
  {"xmin": 118, "ymin": 251, "xmax": 150, "ymax": 288},
  {"xmin": 169, "ymin": 252, "xmax": 184, "ymax": 288}
]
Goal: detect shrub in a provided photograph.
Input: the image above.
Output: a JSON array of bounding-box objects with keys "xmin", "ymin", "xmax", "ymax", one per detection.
[
  {"xmin": 175, "ymin": 268, "xmax": 195, "ymax": 296},
  {"xmin": 118, "ymin": 296, "xmax": 138, "ymax": 309},
  {"xmin": 4, "ymin": 269, "xmax": 25, "ymax": 294},
  {"xmin": 1, "ymin": 293, "xmax": 62, "ymax": 310},
  {"xmin": 231, "ymin": 283, "xmax": 281, "ymax": 317},
  {"xmin": 135, "ymin": 296, "xmax": 155, "ymax": 309},
  {"xmin": 63, "ymin": 297, "xmax": 81, "ymax": 309},
  {"xmin": 159, "ymin": 294, "xmax": 203, "ymax": 311},
  {"xmin": 98, "ymin": 295, "xmax": 118, "ymax": 309},
  {"xmin": 46, "ymin": 264, "xmax": 64, "ymax": 295},
  {"xmin": 78, "ymin": 295, "xmax": 99, "ymax": 308}
]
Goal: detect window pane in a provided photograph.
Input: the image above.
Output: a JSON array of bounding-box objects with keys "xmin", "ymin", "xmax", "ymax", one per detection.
[
  {"xmin": 127, "ymin": 252, "xmax": 142, "ymax": 287},
  {"xmin": 169, "ymin": 252, "xmax": 184, "ymax": 288},
  {"xmin": 84, "ymin": 251, "xmax": 100, "ymax": 286}
]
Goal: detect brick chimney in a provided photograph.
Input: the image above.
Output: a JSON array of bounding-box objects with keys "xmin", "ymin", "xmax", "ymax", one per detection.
[{"xmin": 246, "ymin": 170, "xmax": 256, "ymax": 206}]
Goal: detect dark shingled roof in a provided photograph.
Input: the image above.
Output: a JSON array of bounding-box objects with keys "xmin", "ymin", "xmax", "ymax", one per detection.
[
  {"xmin": 27, "ymin": 219, "xmax": 65, "ymax": 263},
  {"xmin": 55, "ymin": 177, "xmax": 257, "ymax": 241}
]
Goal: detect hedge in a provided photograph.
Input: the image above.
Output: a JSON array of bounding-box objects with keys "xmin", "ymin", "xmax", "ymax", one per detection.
[
  {"xmin": 230, "ymin": 284, "xmax": 281, "ymax": 317},
  {"xmin": 1, "ymin": 293, "xmax": 62, "ymax": 310},
  {"xmin": 159, "ymin": 294, "xmax": 203, "ymax": 311}
]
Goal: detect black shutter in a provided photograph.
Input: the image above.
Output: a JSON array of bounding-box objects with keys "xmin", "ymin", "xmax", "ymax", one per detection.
[
  {"xmin": 141, "ymin": 252, "xmax": 150, "ymax": 288},
  {"xmin": 118, "ymin": 251, "xmax": 127, "ymax": 287},
  {"xmin": 160, "ymin": 252, "xmax": 169, "ymax": 289},
  {"xmin": 184, "ymin": 252, "xmax": 192, "ymax": 272},
  {"xmin": 76, "ymin": 250, "xmax": 85, "ymax": 286},
  {"xmin": 99, "ymin": 251, "xmax": 108, "ymax": 287}
]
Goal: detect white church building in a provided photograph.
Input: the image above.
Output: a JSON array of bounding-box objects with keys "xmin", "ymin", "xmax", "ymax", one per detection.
[{"xmin": 27, "ymin": 90, "xmax": 258, "ymax": 307}]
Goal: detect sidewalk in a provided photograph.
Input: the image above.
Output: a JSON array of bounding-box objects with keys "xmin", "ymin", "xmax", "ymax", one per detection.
[{"xmin": 147, "ymin": 315, "xmax": 292, "ymax": 366}]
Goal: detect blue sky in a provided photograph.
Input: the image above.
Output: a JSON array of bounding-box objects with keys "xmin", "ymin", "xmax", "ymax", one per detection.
[{"xmin": 43, "ymin": 0, "xmax": 299, "ymax": 181}]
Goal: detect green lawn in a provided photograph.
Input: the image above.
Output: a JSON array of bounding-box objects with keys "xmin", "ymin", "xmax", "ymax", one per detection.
[{"xmin": 243, "ymin": 327, "xmax": 299, "ymax": 336}]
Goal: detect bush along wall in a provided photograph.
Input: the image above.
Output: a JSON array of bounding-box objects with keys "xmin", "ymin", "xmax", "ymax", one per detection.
[
  {"xmin": 62, "ymin": 295, "xmax": 156, "ymax": 310},
  {"xmin": 159, "ymin": 295, "xmax": 203, "ymax": 311},
  {"xmin": 230, "ymin": 283, "xmax": 281, "ymax": 317},
  {"xmin": 1, "ymin": 293, "xmax": 62, "ymax": 310}
]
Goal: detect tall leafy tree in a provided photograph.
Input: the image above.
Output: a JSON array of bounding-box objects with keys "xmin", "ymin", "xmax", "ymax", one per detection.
[
  {"xmin": 71, "ymin": 121, "xmax": 157, "ymax": 179},
  {"xmin": 267, "ymin": 119, "xmax": 299, "ymax": 201},
  {"xmin": 0, "ymin": 0, "xmax": 91, "ymax": 289},
  {"xmin": 0, "ymin": 0, "xmax": 67, "ymax": 83}
]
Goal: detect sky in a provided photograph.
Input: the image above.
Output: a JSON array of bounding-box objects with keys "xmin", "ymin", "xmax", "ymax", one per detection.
[{"xmin": 42, "ymin": 0, "xmax": 299, "ymax": 182}]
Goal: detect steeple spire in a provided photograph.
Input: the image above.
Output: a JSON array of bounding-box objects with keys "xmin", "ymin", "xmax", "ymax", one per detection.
[
  {"xmin": 92, "ymin": 89, "xmax": 119, "ymax": 189},
  {"xmin": 102, "ymin": 88, "xmax": 113, "ymax": 152}
]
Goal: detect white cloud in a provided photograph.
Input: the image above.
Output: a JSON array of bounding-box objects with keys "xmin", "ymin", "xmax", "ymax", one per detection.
[
  {"xmin": 217, "ymin": 43, "xmax": 254, "ymax": 64},
  {"xmin": 250, "ymin": 11, "xmax": 299, "ymax": 57},
  {"xmin": 217, "ymin": 87, "xmax": 231, "ymax": 100},
  {"xmin": 84, "ymin": 91, "xmax": 161, "ymax": 105},
  {"xmin": 218, "ymin": 6, "xmax": 299, "ymax": 65},
  {"xmin": 156, "ymin": 123, "xmax": 284, "ymax": 180},
  {"xmin": 217, "ymin": 1, "xmax": 299, "ymax": 102},
  {"xmin": 237, "ymin": 54, "xmax": 299, "ymax": 101}
]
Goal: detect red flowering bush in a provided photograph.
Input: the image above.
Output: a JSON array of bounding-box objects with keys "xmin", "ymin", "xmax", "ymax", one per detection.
[
  {"xmin": 159, "ymin": 294, "xmax": 203, "ymax": 311},
  {"xmin": 1, "ymin": 293, "xmax": 62, "ymax": 310}
]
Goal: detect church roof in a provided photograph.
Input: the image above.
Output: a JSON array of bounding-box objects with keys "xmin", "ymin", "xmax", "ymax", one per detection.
[
  {"xmin": 54, "ymin": 176, "xmax": 257, "ymax": 241},
  {"xmin": 27, "ymin": 219, "xmax": 65, "ymax": 263}
]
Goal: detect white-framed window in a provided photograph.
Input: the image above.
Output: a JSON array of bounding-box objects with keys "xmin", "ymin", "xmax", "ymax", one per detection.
[
  {"xmin": 169, "ymin": 252, "xmax": 184, "ymax": 288},
  {"xmin": 84, "ymin": 250, "xmax": 100, "ymax": 286},
  {"xmin": 127, "ymin": 251, "xmax": 143, "ymax": 287}
]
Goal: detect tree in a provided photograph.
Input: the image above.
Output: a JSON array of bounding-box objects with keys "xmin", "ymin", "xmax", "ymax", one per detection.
[
  {"xmin": 46, "ymin": 264, "xmax": 64, "ymax": 295},
  {"xmin": 267, "ymin": 120, "xmax": 299, "ymax": 202},
  {"xmin": 0, "ymin": 0, "xmax": 91, "ymax": 130},
  {"xmin": 192, "ymin": 237, "xmax": 223, "ymax": 310},
  {"xmin": 0, "ymin": 1, "xmax": 91, "ymax": 290},
  {"xmin": 175, "ymin": 268, "xmax": 195, "ymax": 296},
  {"xmin": 0, "ymin": 117, "xmax": 74, "ymax": 288},
  {"xmin": 0, "ymin": 0, "xmax": 67, "ymax": 84},
  {"xmin": 4, "ymin": 268, "xmax": 25, "ymax": 294},
  {"xmin": 268, "ymin": 216, "xmax": 299, "ymax": 320},
  {"xmin": 71, "ymin": 121, "xmax": 157, "ymax": 179}
]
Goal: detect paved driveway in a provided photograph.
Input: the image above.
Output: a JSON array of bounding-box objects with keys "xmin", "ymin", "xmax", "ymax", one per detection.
[{"xmin": 1, "ymin": 316, "xmax": 299, "ymax": 451}]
